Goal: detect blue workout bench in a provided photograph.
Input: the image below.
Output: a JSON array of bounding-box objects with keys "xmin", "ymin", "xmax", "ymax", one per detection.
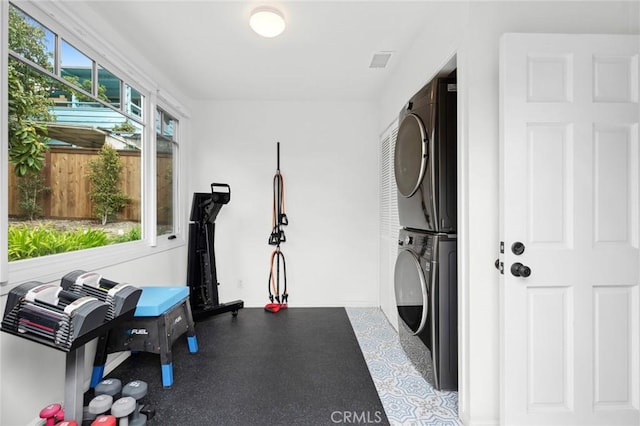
[{"xmin": 91, "ymin": 286, "xmax": 198, "ymax": 388}]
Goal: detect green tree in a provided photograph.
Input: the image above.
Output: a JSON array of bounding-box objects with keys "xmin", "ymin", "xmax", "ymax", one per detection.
[
  {"xmin": 17, "ymin": 171, "xmax": 50, "ymax": 220},
  {"xmin": 8, "ymin": 6, "xmax": 54, "ymax": 176},
  {"xmin": 112, "ymin": 120, "xmax": 137, "ymax": 133},
  {"xmin": 87, "ymin": 144, "xmax": 131, "ymax": 225},
  {"xmin": 63, "ymin": 75, "xmax": 110, "ymax": 103}
]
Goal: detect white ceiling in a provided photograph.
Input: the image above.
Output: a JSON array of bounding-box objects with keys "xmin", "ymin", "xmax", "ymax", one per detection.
[{"xmin": 78, "ymin": 1, "xmax": 441, "ymax": 101}]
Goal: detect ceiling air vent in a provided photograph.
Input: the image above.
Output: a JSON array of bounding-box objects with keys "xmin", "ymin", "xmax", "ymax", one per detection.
[{"xmin": 369, "ymin": 51, "xmax": 393, "ymax": 69}]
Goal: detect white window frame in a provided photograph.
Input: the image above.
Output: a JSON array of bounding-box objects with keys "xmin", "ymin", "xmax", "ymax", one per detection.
[
  {"xmin": 1, "ymin": 0, "xmax": 9, "ymax": 284},
  {"xmin": 0, "ymin": 0, "xmax": 188, "ymax": 292},
  {"xmin": 154, "ymin": 102, "xmax": 183, "ymax": 241},
  {"xmin": 152, "ymin": 95, "xmax": 188, "ymax": 246}
]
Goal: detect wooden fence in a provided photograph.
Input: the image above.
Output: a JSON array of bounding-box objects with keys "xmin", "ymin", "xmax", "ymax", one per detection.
[{"xmin": 8, "ymin": 147, "xmax": 172, "ymax": 224}]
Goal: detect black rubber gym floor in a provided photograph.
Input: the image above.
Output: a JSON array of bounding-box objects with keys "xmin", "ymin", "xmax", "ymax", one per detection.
[{"xmin": 96, "ymin": 307, "xmax": 389, "ymax": 425}]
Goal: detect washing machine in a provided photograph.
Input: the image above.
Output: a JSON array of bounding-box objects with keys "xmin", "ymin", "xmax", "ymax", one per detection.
[
  {"xmin": 394, "ymin": 228, "xmax": 458, "ymax": 391},
  {"xmin": 394, "ymin": 74, "xmax": 457, "ymax": 232}
]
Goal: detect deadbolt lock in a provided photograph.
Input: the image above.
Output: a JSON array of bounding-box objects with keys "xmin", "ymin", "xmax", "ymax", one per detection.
[{"xmin": 511, "ymin": 242, "xmax": 525, "ymax": 255}]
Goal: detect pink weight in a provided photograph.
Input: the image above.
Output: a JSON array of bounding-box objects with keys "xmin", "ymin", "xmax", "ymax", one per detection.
[
  {"xmin": 91, "ymin": 415, "xmax": 116, "ymax": 426},
  {"xmin": 39, "ymin": 403, "xmax": 62, "ymax": 426},
  {"xmin": 55, "ymin": 408, "xmax": 65, "ymax": 422}
]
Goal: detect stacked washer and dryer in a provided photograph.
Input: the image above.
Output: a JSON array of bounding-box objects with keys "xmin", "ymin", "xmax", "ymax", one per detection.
[{"xmin": 393, "ymin": 72, "xmax": 458, "ymax": 391}]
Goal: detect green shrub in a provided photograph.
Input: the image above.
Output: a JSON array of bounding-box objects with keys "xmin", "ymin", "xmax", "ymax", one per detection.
[
  {"xmin": 65, "ymin": 227, "xmax": 110, "ymax": 251},
  {"xmin": 109, "ymin": 225, "xmax": 141, "ymax": 244},
  {"xmin": 8, "ymin": 223, "xmax": 143, "ymax": 261},
  {"xmin": 8, "ymin": 223, "xmax": 109, "ymax": 261}
]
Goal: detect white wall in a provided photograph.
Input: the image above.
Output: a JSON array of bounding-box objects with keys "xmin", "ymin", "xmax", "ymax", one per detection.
[
  {"xmin": 189, "ymin": 100, "xmax": 380, "ymax": 308},
  {"xmin": 376, "ymin": 2, "xmax": 639, "ymax": 425}
]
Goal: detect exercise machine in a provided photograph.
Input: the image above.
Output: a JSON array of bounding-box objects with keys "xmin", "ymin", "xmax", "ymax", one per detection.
[{"xmin": 187, "ymin": 183, "xmax": 244, "ymax": 320}]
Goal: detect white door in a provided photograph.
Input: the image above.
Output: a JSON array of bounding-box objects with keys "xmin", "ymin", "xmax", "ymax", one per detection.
[{"xmin": 499, "ymin": 33, "xmax": 639, "ymax": 426}]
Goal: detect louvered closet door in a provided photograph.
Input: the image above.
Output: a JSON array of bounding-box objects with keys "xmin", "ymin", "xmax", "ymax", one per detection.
[{"xmin": 380, "ymin": 121, "xmax": 399, "ymax": 322}]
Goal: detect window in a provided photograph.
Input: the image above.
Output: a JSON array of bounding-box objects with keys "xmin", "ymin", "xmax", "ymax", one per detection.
[
  {"xmin": 156, "ymin": 108, "xmax": 177, "ymax": 236},
  {"xmin": 98, "ymin": 65, "xmax": 121, "ymax": 108},
  {"xmin": 6, "ymin": 3, "xmax": 144, "ymax": 262},
  {"xmin": 2, "ymin": 0, "xmax": 185, "ymax": 287},
  {"xmin": 60, "ymin": 40, "xmax": 93, "ymax": 91},
  {"xmin": 8, "ymin": 5, "xmax": 54, "ymax": 72}
]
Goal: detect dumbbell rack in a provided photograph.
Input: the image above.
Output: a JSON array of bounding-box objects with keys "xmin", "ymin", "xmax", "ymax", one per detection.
[{"xmin": 1, "ymin": 308, "xmax": 137, "ymax": 422}]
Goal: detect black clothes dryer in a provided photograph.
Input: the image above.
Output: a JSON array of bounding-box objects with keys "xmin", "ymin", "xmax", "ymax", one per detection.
[
  {"xmin": 394, "ymin": 75, "xmax": 457, "ymax": 233},
  {"xmin": 394, "ymin": 228, "xmax": 458, "ymax": 391}
]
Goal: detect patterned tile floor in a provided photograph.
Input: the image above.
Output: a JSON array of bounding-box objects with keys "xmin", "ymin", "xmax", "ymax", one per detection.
[{"xmin": 346, "ymin": 308, "xmax": 461, "ymax": 426}]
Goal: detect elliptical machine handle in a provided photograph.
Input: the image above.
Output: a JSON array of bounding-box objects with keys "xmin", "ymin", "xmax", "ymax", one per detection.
[
  {"xmin": 211, "ymin": 183, "xmax": 230, "ymax": 196},
  {"xmin": 211, "ymin": 183, "xmax": 231, "ymax": 204}
]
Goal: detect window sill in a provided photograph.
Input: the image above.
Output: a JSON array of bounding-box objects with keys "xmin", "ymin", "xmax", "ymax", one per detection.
[{"xmin": 1, "ymin": 234, "xmax": 185, "ymax": 296}]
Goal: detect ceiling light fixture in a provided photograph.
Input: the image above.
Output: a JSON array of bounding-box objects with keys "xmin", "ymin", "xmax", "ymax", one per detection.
[{"xmin": 250, "ymin": 6, "xmax": 286, "ymax": 38}]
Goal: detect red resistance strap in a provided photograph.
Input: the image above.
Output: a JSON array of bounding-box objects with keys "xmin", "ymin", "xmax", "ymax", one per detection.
[
  {"xmin": 264, "ymin": 302, "xmax": 287, "ymax": 313},
  {"xmin": 265, "ymin": 247, "xmax": 287, "ymax": 313}
]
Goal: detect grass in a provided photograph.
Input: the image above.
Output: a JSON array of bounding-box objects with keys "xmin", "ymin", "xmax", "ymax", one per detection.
[{"xmin": 8, "ymin": 222, "xmax": 142, "ymax": 261}]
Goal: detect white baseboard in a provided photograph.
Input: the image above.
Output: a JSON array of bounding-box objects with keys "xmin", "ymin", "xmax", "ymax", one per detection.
[{"xmin": 464, "ymin": 417, "xmax": 500, "ymax": 426}]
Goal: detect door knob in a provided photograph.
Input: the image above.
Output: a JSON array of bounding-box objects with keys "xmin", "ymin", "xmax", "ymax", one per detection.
[{"xmin": 511, "ymin": 262, "xmax": 531, "ymax": 277}]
